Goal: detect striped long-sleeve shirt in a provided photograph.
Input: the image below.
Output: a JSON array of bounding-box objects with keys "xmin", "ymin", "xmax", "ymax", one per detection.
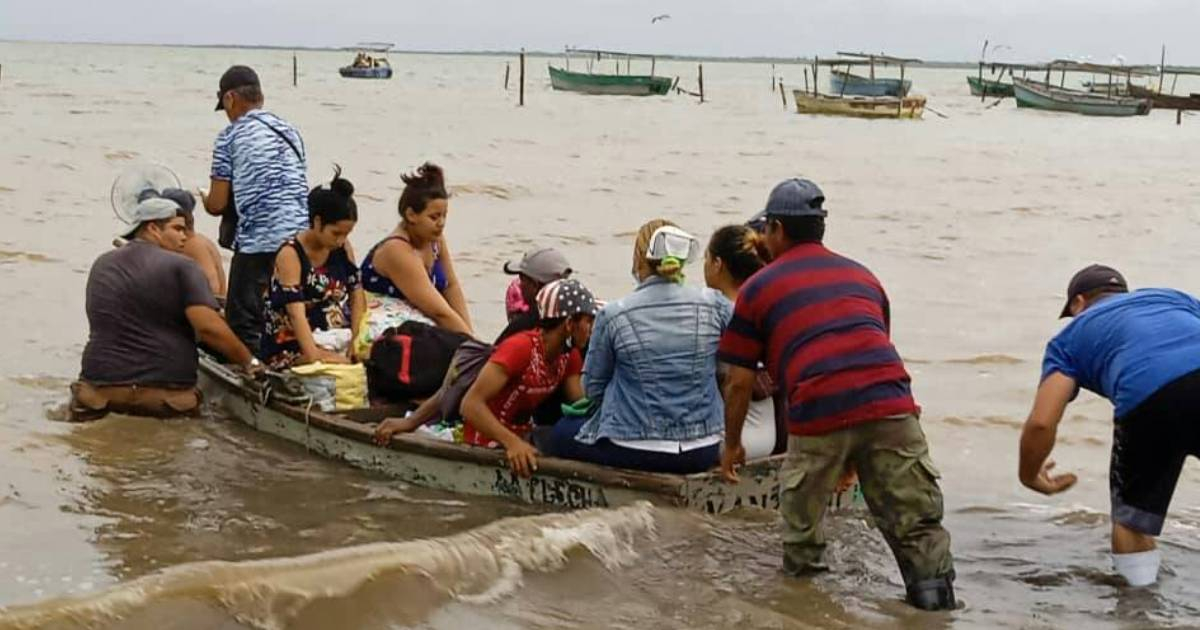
[{"xmin": 717, "ymin": 242, "xmax": 918, "ymax": 436}]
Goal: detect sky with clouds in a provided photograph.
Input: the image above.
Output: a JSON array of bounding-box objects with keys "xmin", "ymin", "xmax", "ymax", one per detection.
[{"xmin": 2, "ymin": 0, "xmax": 1197, "ymax": 63}]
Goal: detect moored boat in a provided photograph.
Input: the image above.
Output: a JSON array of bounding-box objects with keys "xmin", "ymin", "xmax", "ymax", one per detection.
[
  {"xmin": 793, "ymin": 90, "xmax": 925, "ymax": 120},
  {"xmin": 967, "ymin": 75, "xmax": 1015, "ymax": 98},
  {"xmin": 197, "ymin": 354, "xmax": 862, "ymax": 514},
  {"xmin": 1013, "ymin": 77, "xmax": 1151, "ymax": 116},
  {"xmin": 548, "ymin": 65, "xmax": 674, "ymax": 96},
  {"xmin": 1127, "ymin": 84, "xmax": 1200, "ymax": 111},
  {"xmin": 831, "ymin": 69, "xmax": 912, "ymax": 97},
  {"xmin": 339, "ymin": 43, "xmax": 394, "ymax": 80}
]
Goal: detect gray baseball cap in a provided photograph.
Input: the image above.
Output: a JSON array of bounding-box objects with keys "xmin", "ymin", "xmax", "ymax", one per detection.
[
  {"xmin": 762, "ymin": 178, "xmax": 827, "ymax": 218},
  {"xmin": 121, "ymin": 197, "xmax": 181, "ymax": 238},
  {"xmin": 503, "ymin": 247, "xmax": 572, "ymax": 284}
]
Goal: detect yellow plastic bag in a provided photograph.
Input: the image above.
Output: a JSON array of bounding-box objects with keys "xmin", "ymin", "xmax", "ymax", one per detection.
[{"xmin": 289, "ymin": 363, "xmax": 368, "ymax": 411}]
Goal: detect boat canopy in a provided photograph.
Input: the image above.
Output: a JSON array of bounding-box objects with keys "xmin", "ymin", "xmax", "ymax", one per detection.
[
  {"xmin": 1161, "ymin": 66, "xmax": 1200, "ymax": 77},
  {"xmin": 343, "ymin": 42, "xmax": 394, "ymax": 53},
  {"xmin": 1046, "ymin": 60, "xmax": 1158, "ymax": 76},
  {"xmin": 565, "ymin": 47, "xmax": 659, "ymax": 61},
  {"xmin": 560, "ymin": 47, "xmax": 663, "ymax": 76},
  {"xmin": 815, "ymin": 51, "xmax": 923, "ymax": 66}
]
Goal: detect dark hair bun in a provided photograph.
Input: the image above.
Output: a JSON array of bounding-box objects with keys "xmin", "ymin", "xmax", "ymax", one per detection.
[
  {"xmin": 401, "ymin": 162, "xmax": 445, "ymax": 191},
  {"xmin": 329, "ymin": 164, "xmax": 354, "ymax": 198}
]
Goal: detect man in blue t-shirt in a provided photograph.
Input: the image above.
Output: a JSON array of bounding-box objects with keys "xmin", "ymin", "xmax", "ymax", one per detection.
[
  {"xmin": 1019, "ymin": 264, "xmax": 1200, "ymax": 587},
  {"xmin": 201, "ymin": 65, "xmax": 308, "ymax": 351}
]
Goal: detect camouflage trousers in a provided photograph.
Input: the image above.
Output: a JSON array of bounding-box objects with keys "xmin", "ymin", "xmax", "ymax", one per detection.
[{"xmin": 780, "ymin": 414, "xmax": 955, "ymax": 586}]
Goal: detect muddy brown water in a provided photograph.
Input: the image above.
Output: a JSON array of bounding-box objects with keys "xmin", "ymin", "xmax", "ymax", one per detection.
[{"xmin": 1, "ymin": 42, "xmax": 1200, "ymax": 628}]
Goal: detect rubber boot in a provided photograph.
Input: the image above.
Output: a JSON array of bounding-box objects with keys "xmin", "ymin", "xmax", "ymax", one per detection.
[{"xmin": 905, "ymin": 575, "xmax": 957, "ymax": 611}]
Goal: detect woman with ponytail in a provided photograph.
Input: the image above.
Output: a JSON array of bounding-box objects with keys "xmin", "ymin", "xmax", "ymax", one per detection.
[
  {"xmin": 356, "ymin": 162, "xmax": 472, "ymax": 354},
  {"xmin": 261, "ymin": 166, "xmax": 365, "ymax": 368},
  {"xmin": 545, "ymin": 219, "xmax": 732, "ymax": 474},
  {"xmin": 704, "ymin": 224, "xmax": 783, "ymax": 460}
]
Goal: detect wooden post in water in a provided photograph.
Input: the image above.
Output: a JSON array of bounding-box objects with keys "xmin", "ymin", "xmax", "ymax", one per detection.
[
  {"xmin": 780, "ymin": 80, "xmax": 787, "ymax": 109},
  {"xmin": 504, "ymin": 62, "xmax": 511, "ymax": 90},
  {"xmin": 771, "ymin": 63, "xmax": 776, "ymax": 91},
  {"xmin": 803, "ymin": 67, "xmax": 810, "ymax": 93},
  {"xmin": 1159, "ymin": 45, "xmax": 1166, "ymax": 94},
  {"xmin": 1178, "ymin": 109, "xmax": 1183, "ymax": 126},
  {"xmin": 698, "ymin": 64, "xmax": 705, "ymax": 103},
  {"xmin": 813, "ymin": 56, "xmax": 819, "ymax": 96},
  {"xmin": 292, "ymin": 54, "xmax": 297, "ymax": 87},
  {"xmin": 974, "ymin": 61, "xmax": 984, "ymax": 102},
  {"xmin": 898, "ymin": 64, "xmax": 906, "ymax": 115},
  {"xmin": 519, "ymin": 49, "xmax": 526, "ymax": 107}
]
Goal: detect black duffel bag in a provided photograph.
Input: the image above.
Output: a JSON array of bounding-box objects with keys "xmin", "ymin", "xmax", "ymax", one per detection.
[{"xmin": 366, "ymin": 320, "xmax": 471, "ymax": 402}]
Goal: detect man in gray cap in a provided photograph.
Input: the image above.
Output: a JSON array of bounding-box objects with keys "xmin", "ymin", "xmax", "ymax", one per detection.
[
  {"xmin": 717, "ymin": 178, "xmax": 956, "ymax": 610},
  {"xmin": 496, "ymin": 247, "xmax": 573, "ymax": 343},
  {"xmin": 70, "ymin": 197, "xmax": 258, "ymax": 421},
  {"xmin": 1020, "ymin": 265, "xmax": 1200, "ymax": 587},
  {"xmin": 201, "ymin": 64, "xmax": 308, "ymax": 350}
]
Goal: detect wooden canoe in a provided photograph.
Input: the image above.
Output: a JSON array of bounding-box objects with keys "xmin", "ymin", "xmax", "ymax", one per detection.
[
  {"xmin": 1013, "ymin": 78, "xmax": 1151, "ymax": 116},
  {"xmin": 792, "ymin": 90, "xmax": 925, "ymax": 120},
  {"xmin": 197, "ymin": 355, "xmax": 862, "ymax": 515},
  {"xmin": 548, "ymin": 66, "xmax": 674, "ymax": 96},
  {"xmin": 1127, "ymin": 84, "xmax": 1200, "ymax": 111}
]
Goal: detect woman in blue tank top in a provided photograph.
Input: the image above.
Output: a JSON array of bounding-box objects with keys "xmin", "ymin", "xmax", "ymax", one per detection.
[{"xmin": 357, "ymin": 163, "xmax": 473, "ymax": 351}]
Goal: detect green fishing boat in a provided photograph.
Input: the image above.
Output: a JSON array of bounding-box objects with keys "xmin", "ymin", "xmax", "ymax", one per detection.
[
  {"xmin": 966, "ymin": 75, "xmax": 1014, "ymax": 98},
  {"xmin": 548, "ymin": 48, "xmax": 676, "ymax": 96}
]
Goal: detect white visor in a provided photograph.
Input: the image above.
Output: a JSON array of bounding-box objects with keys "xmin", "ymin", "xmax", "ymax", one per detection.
[{"xmin": 646, "ymin": 225, "xmax": 698, "ymax": 263}]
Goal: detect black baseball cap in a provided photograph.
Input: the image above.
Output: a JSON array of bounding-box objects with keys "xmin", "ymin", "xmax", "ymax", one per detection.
[
  {"xmin": 1060, "ymin": 264, "xmax": 1128, "ymax": 318},
  {"xmin": 215, "ymin": 65, "xmax": 260, "ymax": 111}
]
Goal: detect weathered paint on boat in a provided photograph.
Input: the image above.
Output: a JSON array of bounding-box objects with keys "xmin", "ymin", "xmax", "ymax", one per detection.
[
  {"xmin": 197, "ymin": 356, "xmax": 862, "ymax": 514},
  {"xmin": 967, "ymin": 75, "xmax": 1014, "ymax": 98},
  {"xmin": 1127, "ymin": 84, "xmax": 1200, "ymax": 111},
  {"xmin": 793, "ymin": 90, "xmax": 925, "ymax": 120},
  {"xmin": 339, "ymin": 66, "xmax": 393, "ymax": 79},
  {"xmin": 830, "ymin": 70, "xmax": 911, "ymax": 97},
  {"xmin": 548, "ymin": 66, "xmax": 674, "ymax": 96},
  {"xmin": 1013, "ymin": 78, "xmax": 1150, "ymax": 116}
]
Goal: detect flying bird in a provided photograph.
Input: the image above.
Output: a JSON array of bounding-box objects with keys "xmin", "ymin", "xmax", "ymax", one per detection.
[{"xmin": 651, "ymin": 14, "xmax": 671, "ymax": 24}]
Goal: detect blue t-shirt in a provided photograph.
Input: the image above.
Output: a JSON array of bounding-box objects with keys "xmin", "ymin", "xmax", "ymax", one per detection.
[
  {"xmin": 1041, "ymin": 288, "xmax": 1200, "ymax": 418},
  {"xmin": 210, "ymin": 110, "xmax": 309, "ymax": 254}
]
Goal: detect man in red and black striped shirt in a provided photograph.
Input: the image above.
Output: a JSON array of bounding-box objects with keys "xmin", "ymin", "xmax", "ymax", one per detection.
[{"xmin": 719, "ymin": 178, "xmax": 956, "ymax": 611}]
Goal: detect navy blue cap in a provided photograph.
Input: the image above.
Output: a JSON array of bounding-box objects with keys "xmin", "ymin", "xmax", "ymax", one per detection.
[{"xmin": 762, "ymin": 178, "xmax": 827, "ymax": 218}]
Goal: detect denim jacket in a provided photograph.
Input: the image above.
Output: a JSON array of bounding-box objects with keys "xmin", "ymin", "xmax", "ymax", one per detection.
[{"xmin": 576, "ymin": 276, "xmax": 733, "ymax": 444}]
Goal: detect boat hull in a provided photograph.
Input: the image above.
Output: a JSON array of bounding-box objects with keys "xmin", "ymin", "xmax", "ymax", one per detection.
[
  {"xmin": 197, "ymin": 356, "xmax": 861, "ymax": 514},
  {"xmin": 339, "ymin": 66, "xmax": 393, "ymax": 79},
  {"xmin": 792, "ymin": 90, "xmax": 925, "ymax": 119},
  {"xmin": 830, "ymin": 70, "xmax": 911, "ymax": 97},
  {"xmin": 1127, "ymin": 84, "xmax": 1200, "ymax": 111},
  {"xmin": 967, "ymin": 75, "xmax": 1014, "ymax": 98},
  {"xmin": 1013, "ymin": 78, "xmax": 1150, "ymax": 116},
  {"xmin": 548, "ymin": 66, "xmax": 673, "ymax": 96}
]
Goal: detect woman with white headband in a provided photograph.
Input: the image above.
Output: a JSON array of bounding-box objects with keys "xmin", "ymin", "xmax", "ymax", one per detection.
[{"xmin": 545, "ymin": 219, "xmax": 731, "ymax": 473}]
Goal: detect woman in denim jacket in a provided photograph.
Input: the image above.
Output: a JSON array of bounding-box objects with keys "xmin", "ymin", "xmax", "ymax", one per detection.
[{"xmin": 546, "ymin": 219, "xmax": 731, "ymax": 473}]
